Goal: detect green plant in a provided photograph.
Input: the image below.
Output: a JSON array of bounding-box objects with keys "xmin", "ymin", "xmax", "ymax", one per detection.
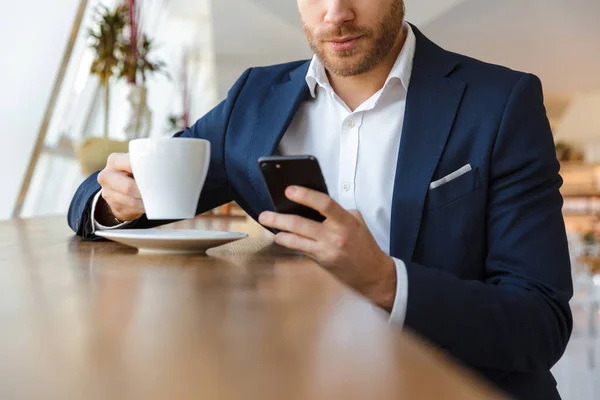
[
  {"xmin": 136, "ymin": 35, "xmax": 169, "ymax": 83},
  {"xmin": 117, "ymin": 18, "xmax": 168, "ymax": 84},
  {"xmin": 118, "ymin": 1, "xmax": 168, "ymax": 137},
  {"xmin": 121, "ymin": 34, "xmax": 169, "ymax": 136},
  {"xmin": 88, "ymin": 5, "xmax": 127, "ymax": 138},
  {"xmin": 89, "ymin": 2, "xmax": 168, "ymax": 138},
  {"xmin": 166, "ymin": 113, "xmax": 186, "ymax": 133}
]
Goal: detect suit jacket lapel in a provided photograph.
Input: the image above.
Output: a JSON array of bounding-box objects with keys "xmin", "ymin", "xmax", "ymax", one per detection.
[
  {"xmin": 246, "ymin": 62, "xmax": 311, "ymax": 210},
  {"xmin": 390, "ymin": 26, "xmax": 466, "ymax": 261}
]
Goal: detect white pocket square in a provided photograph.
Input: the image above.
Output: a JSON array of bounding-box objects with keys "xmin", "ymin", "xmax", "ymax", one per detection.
[{"xmin": 430, "ymin": 164, "xmax": 472, "ymax": 190}]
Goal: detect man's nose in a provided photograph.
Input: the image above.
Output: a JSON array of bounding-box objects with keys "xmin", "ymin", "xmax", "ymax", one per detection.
[{"xmin": 324, "ymin": 0, "xmax": 355, "ymax": 26}]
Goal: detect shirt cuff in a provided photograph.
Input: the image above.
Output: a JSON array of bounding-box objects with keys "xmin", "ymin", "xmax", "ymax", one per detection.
[
  {"xmin": 90, "ymin": 190, "xmax": 132, "ymax": 233},
  {"xmin": 389, "ymin": 257, "xmax": 408, "ymax": 327}
]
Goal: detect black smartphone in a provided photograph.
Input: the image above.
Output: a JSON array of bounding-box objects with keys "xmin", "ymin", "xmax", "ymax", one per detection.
[{"xmin": 258, "ymin": 155, "xmax": 329, "ymax": 222}]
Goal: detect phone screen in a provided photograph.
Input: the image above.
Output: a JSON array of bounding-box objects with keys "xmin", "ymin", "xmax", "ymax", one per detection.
[{"xmin": 259, "ymin": 156, "xmax": 329, "ymax": 222}]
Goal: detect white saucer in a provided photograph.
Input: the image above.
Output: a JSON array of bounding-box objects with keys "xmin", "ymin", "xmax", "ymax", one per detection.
[{"xmin": 96, "ymin": 229, "xmax": 248, "ymax": 254}]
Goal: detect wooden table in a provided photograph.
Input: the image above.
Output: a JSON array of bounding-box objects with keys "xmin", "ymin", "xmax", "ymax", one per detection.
[{"xmin": 0, "ymin": 217, "xmax": 506, "ymax": 400}]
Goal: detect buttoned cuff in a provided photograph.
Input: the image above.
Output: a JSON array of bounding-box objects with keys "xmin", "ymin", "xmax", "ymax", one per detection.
[
  {"xmin": 90, "ymin": 190, "xmax": 132, "ymax": 233},
  {"xmin": 389, "ymin": 257, "xmax": 408, "ymax": 327}
]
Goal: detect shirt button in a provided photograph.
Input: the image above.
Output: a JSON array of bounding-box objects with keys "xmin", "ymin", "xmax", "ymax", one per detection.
[
  {"xmin": 347, "ymin": 120, "xmax": 355, "ymax": 129},
  {"xmin": 343, "ymin": 183, "xmax": 351, "ymax": 192}
]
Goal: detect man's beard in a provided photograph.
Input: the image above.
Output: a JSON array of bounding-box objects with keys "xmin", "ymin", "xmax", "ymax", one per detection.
[{"xmin": 303, "ymin": 0, "xmax": 405, "ymax": 77}]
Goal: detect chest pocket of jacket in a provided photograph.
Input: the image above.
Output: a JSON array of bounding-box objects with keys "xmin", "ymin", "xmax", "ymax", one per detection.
[{"xmin": 427, "ymin": 167, "xmax": 482, "ymax": 210}]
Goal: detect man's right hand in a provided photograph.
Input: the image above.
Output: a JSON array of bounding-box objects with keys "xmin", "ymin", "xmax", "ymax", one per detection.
[{"xmin": 96, "ymin": 153, "xmax": 145, "ymax": 222}]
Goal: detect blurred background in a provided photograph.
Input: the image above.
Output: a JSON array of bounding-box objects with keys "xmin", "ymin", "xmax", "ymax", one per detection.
[{"xmin": 0, "ymin": 0, "xmax": 599, "ymax": 398}]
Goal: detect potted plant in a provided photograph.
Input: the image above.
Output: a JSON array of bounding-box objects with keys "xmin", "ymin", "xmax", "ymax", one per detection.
[
  {"xmin": 76, "ymin": 4, "xmax": 129, "ymax": 176},
  {"xmin": 77, "ymin": 2, "xmax": 167, "ymax": 175},
  {"xmin": 120, "ymin": 0, "xmax": 168, "ymax": 140},
  {"xmin": 88, "ymin": 4, "xmax": 127, "ymax": 139}
]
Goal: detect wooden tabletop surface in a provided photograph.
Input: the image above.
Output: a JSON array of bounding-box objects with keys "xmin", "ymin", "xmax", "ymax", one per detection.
[{"xmin": 0, "ymin": 216, "xmax": 506, "ymax": 400}]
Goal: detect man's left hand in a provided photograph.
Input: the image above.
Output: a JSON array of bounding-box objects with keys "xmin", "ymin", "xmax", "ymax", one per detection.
[{"xmin": 259, "ymin": 186, "xmax": 397, "ymax": 312}]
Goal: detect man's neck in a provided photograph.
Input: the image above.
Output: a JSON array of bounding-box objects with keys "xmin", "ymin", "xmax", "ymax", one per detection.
[{"xmin": 326, "ymin": 27, "xmax": 407, "ymax": 111}]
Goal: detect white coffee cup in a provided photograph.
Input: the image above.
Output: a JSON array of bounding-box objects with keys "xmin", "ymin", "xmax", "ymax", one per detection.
[{"xmin": 129, "ymin": 138, "xmax": 211, "ymax": 220}]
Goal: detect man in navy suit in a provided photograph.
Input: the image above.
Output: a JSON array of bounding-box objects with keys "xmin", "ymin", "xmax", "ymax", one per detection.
[{"xmin": 68, "ymin": 1, "xmax": 573, "ymax": 398}]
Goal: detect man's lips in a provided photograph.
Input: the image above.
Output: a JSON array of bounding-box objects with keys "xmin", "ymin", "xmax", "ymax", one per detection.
[{"xmin": 327, "ymin": 36, "xmax": 362, "ymax": 51}]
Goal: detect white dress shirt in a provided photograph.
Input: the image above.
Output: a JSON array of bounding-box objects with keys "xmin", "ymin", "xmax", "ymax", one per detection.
[
  {"xmin": 92, "ymin": 23, "xmax": 416, "ymax": 327},
  {"xmin": 279, "ymin": 23, "xmax": 415, "ymax": 326}
]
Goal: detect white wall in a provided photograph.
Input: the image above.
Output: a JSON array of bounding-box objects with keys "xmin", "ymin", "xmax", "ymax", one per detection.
[
  {"xmin": 421, "ymin": 0, "xmax": 600, "ymax": 94},
  {"xmin": 209, "ymin": 0, "xmax": 311, "ymax": 99},
  {"xmin": 0, "ymin": 0, "xmax": 82, "ymax": 219}
]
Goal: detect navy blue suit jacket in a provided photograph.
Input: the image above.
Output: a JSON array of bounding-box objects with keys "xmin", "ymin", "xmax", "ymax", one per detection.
[{"xmin": 68, "ymin": 26, "xmax": 573, "ymax": 399}]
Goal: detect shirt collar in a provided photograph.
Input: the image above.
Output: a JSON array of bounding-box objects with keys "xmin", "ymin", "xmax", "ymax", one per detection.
[{"xmin": 305, "ymin": 22, "xmax": 416, "ymax": 98}]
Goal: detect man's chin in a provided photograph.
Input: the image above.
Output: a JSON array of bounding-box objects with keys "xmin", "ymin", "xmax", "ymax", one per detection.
[
  {"xmin": 321, "ymin": 60, "xmax": 370, "ymax": 78},
  {"xmin": 317, "ymin": 53, "xmax": 364, "ymax": 76}
]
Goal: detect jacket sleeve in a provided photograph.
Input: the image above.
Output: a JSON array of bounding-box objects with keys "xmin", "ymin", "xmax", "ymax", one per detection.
[
  {"xmin": 67, "ymin": 68, "xmax": 253, "ymax": 239},
  {"xmin": 403, "ymin": 74, "xmax": 573, "ymax": 372}
]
